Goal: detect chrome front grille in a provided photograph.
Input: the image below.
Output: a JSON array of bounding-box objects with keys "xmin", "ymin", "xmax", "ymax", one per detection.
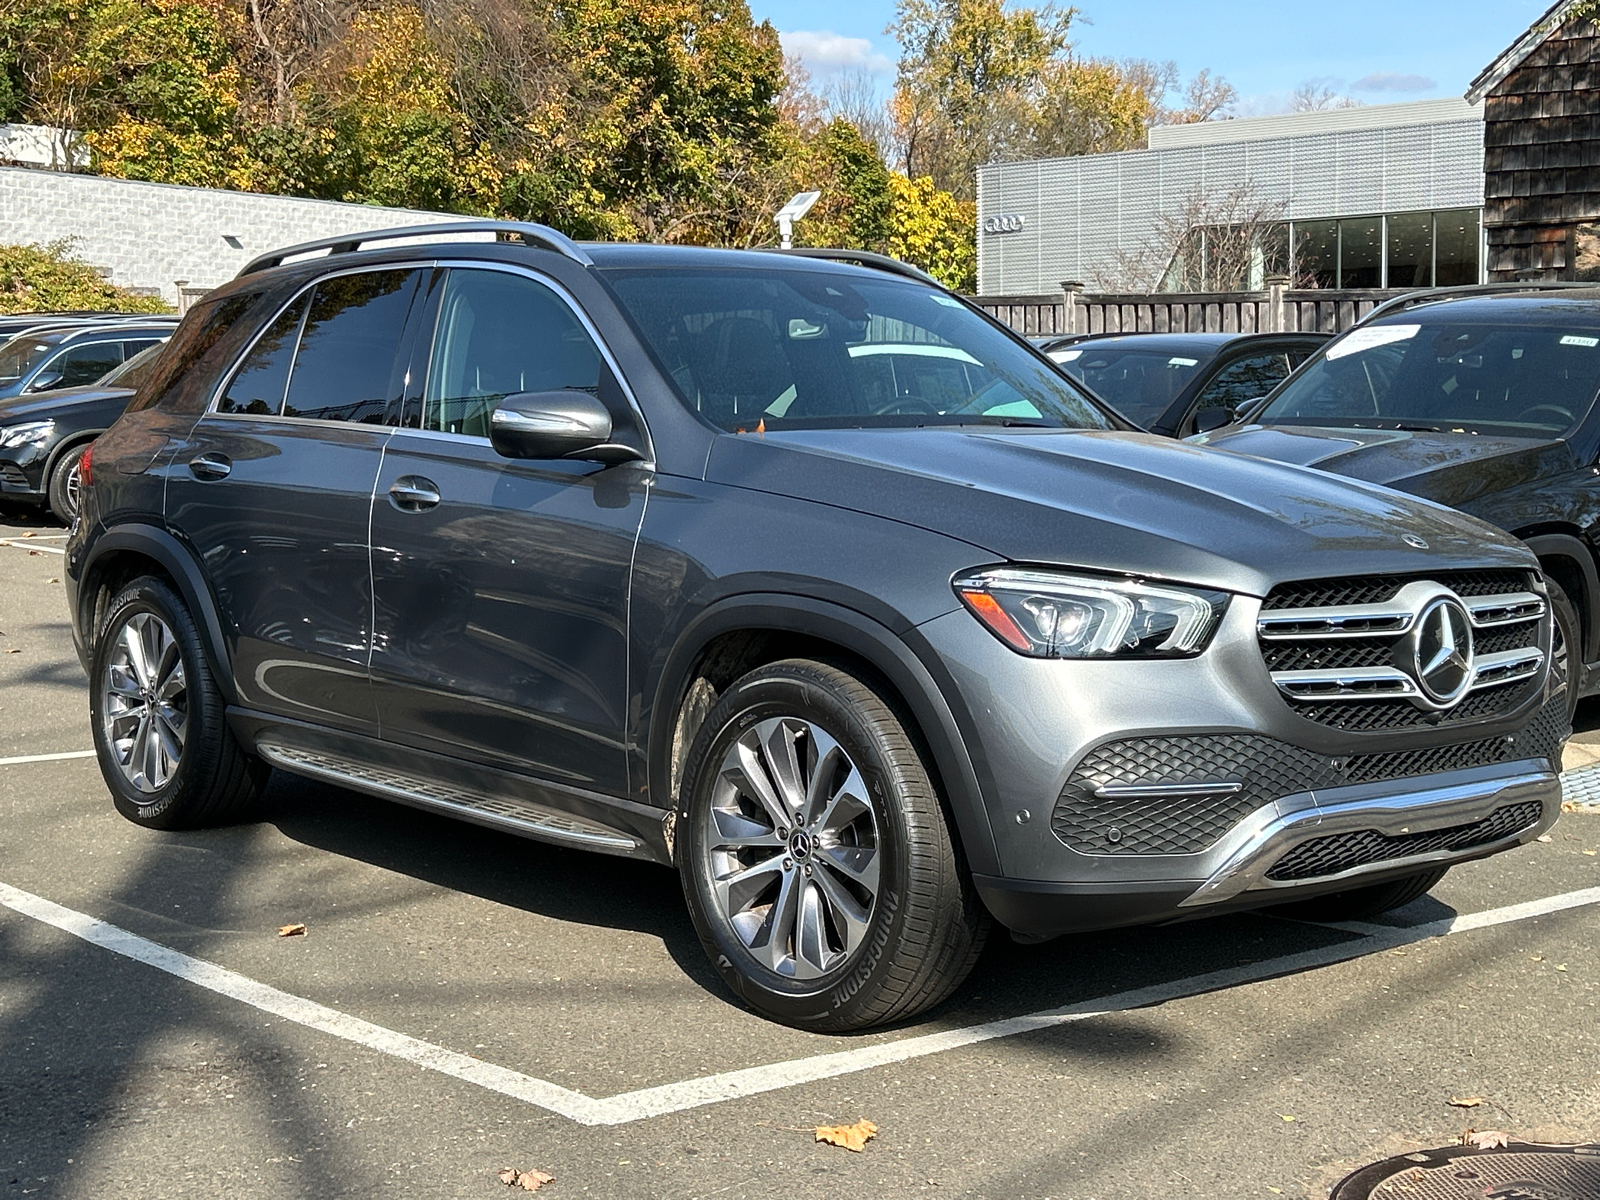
[{"xmin": 1258, "ymin": 571, "xmax": 1546, "ymax": 730}]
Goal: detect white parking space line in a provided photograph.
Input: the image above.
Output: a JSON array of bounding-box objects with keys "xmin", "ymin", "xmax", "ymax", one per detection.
[
  {"xmin": 0, "ymin": 750, "xmax": 96, "ymax": 766},
  {"xmin": 0, "ymin": 539, "xmax": 65, "ymax": 554},
  {"xmin": 4, "ymin": 878, "xmax": 1598, "ymax": 1126}
]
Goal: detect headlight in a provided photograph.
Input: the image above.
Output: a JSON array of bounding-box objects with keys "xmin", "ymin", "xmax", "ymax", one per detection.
[
  {"xmin": 0, "ymin": 420, "xmax": 53, "ymax": 450},
  {"xmin": 953, "ymin": 568, "xmax": 1229, "ymax": 658}
]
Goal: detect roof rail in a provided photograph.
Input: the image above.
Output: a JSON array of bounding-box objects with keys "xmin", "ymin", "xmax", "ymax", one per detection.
[
  {"xmin": 238, "ymin": 221, "xmax": 594, "ymax": 278},
  {"xmin": 1357, "ymin": 281, "xmax": 1597, "ymax": 326},
  {"xmin": 772, "ymin": 247, "xmax": 942, "ymax": 287}
]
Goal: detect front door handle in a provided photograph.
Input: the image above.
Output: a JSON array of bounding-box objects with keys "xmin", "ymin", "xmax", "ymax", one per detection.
[
  {"xmin": 188, "ymin": 453, "xmax": 232, "ymax": 481},
  {"xmin": 388, "ymin": 475, "xmax": 441, "ymax": 512}
]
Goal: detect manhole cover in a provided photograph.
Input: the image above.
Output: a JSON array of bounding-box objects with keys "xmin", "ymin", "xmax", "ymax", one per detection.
[{"xmin": 1330, "ymin": 1142, "xmax": 1600, "ymax": 1199}]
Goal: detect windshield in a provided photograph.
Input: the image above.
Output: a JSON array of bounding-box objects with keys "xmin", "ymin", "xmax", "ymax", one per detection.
[
  {"xmin": 1049, "ymin": 345, "xmax": 1211, "ymax": 427},
  {"xmin": 1259, "ymin": 317, "xmax": 1600, "ymax": 436},
  {"xmin": 102, "ymin": 342, "xmax": 166, "ymax": 390},
  {"xmin": 603, "ymin": 267, "xmax": 1115, "ymax": 431},
  {"xmin": 0, "ymin": 337, "xmax": 57, "ymax": 386}
]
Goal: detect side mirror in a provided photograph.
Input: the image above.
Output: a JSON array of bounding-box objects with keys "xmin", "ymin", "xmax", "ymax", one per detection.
[
  {"xmin": 1192, "ymin": 406, "xmax": 1234, "ymax": 434},
  {"xmin": 489, "ymin": 390, "xmax": 642, "ymax": 464},
  {"xmin": 1234, "ymin": 394, "xmax": 1271, "ymax": 422},
  {"xmin": 27, "ymin": 370, "xmax": 64, "ymax": 393}
]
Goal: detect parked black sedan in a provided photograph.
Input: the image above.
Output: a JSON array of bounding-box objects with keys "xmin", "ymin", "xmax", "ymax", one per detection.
[
  {"xmin": 1037, "ymin": 331, "xmax": 1328, "ymax": 436},
  {"xmin": 0, "ymin": 341, "xmax": 168, "ymax": 522},
  {"xmin": 1195, "ymin": 291, "xmax": 1600, "ymax": 709},
  {"xmin": 0, "ymin": 320, "xmax": 175, "ymax": 401}
]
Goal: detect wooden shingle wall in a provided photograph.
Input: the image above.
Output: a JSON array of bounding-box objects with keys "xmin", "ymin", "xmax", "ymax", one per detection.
[{"xmin": 1485, "ymin": 16, "xmax": 1600, "ymax": 279}]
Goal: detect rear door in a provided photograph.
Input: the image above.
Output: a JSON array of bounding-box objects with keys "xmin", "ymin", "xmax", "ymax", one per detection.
[
  {"xmin": 165, "ymin": 267, "xmax": 429, "ymax": 734},
  {"xmin": 368, "ymin": 264, "xmax": 648, "ymax": 796}
]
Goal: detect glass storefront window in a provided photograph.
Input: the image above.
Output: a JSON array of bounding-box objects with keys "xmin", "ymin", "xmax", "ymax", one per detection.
[
  {"xmin": 1386, "ymin": 211, "xmax": 1434, "ymax": 288},
  {"xmin": 1339, "ymin": 217, "xmax": 1383, "ymax": 288},
  {"xmin": 1294, "ymin": 220, "xmax": 1337, "ymax": 288},
  {"xmin": 1434, "ymin": 208, "xmax": 1481, "ymax": 285}
]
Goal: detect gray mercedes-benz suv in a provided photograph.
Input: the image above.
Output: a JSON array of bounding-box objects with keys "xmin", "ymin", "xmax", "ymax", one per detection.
[{"xmin": 66, "ymin": 223, "xmax": 1567, "ymax": 1030}]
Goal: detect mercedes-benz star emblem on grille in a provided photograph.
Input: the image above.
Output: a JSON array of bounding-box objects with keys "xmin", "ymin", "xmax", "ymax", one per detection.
[
  {"xmin": 1409, "ymin": 595, "xmax": 1474, "ymax": 706},
  {"xmin": 1402, "ymin": 533, "xmax": 1429, "ymax": 549}
]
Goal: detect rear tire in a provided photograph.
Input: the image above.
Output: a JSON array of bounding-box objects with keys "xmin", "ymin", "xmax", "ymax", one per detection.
[
  {"xmin": 46, "ymin": 443, "xmax": 87, "ymax": 525},
  {"xmin": 1265, "ymin": 866, "xmax": 1448, "ymax": 922},
  {"xmin": 91, "ymin": 576, "xmax": 267, "ymax": 829},
  {"xmin": 677, "ymin": 659, "xmax": 988, "ymax": 1031}
]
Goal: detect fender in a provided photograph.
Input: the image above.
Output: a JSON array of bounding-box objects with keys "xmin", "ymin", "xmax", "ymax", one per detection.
[
  {"xmin": 648, "ymin": 593, "xmax": 1002, "ymax": 877},
  {"xmin": 79, "ymin": 522, "xmax": 238, "ymax": 704},
  {"xmin": 1523, "ymin": 532, "xmax": 1600, "ymax": 664},
  {"xmin": 41, "ymin": 430, "xmax": 105, "ymax": 492}
]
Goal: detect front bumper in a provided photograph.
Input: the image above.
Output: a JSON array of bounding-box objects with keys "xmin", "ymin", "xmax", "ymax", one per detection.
[
  {"xmin": 0, "ymin": 449, "xmax": 45, "ymax": 499},
  {"xmin": 974, "ymin": 760, "xmax": 1560, "ymax": 937}
]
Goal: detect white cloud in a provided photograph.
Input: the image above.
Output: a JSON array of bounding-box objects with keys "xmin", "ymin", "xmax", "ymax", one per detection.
[
  {"xmin": 779, "ymin": 29, "xmax": 894, "ymax": 76},
  {"xmin": 1352, "ymin": 71, "xmax": 1437, "ymax": 93}
]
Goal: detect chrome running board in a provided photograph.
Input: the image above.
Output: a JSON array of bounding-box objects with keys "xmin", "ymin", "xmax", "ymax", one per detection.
[{"xmin": 257, "ymin": 741, "xmax": 640, "ymax": 853}]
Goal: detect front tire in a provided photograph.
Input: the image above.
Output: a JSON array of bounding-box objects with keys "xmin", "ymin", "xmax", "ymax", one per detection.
[
  {"xmin": 91, "ymin": 576, "xmax": 267, "ymax": 829},
  {"xmin": 1547, "ymin": 578, "xmax": 1580, "ymax": 720},
  {"xmin": 47, "ymin": 443, "xmax": 88, "ymax": 525},
  {"xmin": 677, "ymin": 659, "xmax": 988, "ymax": 1031}
]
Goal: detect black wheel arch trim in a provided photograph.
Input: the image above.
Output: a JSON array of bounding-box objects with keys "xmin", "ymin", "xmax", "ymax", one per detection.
[
  {"xmin": 647, "ymin": 593, "xmax": 1002, "ymax": 876},
  {"xmin": 78, "ymin": 522, "xmax": 238, "ymax": 704},
  {"xmin": 1523, "ymin": 531, "xmax": 1600, "ymax": 667},
  {"xmin": 42, "ymin": 430, "xmax": 105, "ymax": 485}
]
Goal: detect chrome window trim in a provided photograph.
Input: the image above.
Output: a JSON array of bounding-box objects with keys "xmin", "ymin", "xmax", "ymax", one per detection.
[{"xmin": 205, "ymin": 259, "xmax": 439, "ymax": 421}]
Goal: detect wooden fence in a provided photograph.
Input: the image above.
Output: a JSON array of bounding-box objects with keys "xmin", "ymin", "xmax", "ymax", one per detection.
[{"xmin": 972, "ymin": 280, "xmax": 1410, "ymax": 338}]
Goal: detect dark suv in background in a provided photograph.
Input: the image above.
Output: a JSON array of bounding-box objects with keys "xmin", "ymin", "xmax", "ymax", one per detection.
[
  {"xmin": 1197, "ymin": 289, "xmax": 1600, "ymax": 713},
  {"xmin": 67, "ymin": 224, "xmax": 1567, "ymax": 1030}
]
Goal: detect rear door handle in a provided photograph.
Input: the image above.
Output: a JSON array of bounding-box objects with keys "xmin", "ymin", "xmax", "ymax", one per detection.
[
  {"xmin": 188, "ymin": 453, "xmax": 232, "ymax": 481},
  {"xmin": 388, "ymin": 475, "xmax": 441, "ymax": 512}
]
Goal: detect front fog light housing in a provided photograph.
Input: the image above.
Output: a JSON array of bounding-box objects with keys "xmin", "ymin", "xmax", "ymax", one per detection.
[{"xmin": 954, "ymin": 568, "xmax": 1229, "ymax": 658}]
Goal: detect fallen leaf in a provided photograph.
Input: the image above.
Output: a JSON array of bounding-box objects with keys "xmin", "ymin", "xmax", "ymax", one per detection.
[
  {"xmin": 1556, "ymin": 963, "xmax": 1568, "ymax": 972},
  {"xmin": 1448, "ymin": 1096, "xmax": 1484, "ymax": 1108},
  {"xmin": 19, "ymin": 532, "xmax": 33, "ymax": 539},
  {"xmin": 1279, "ymin": 1114, "xmax": 1296, "ymax": 1123},
  {"xmin": 1536, "ymin": 834, "xmax": 1553, "ymax": 842},
  {"xmin": 815, "ymin": 1119, "xmax": 878, "ymax": 1152},
  {"xmin": 1584, "ymin": 850, "xmax": 1597, "ymax": 857},
  {"xmin": 1462, "ymin": 1129, "xmax": 1509, "ymax": 1150},
  {"xmin": 497, "ymin": 1167, "xmax": 554, "ymax": 1191},
  {"xmin": 1564, "ymin": 801, "xmax": 1580, "ymax": 812},
  {"xmin": 46, "ymin": 577, "xmax": 59, "ymax": 584},
  {"xmin": 1531, "ymin": 955, "xmax": 1545, "ymax": 962},
  {"xmin": 26, "ymin": 549, "xmax": 38, "ymax": 556},
  {"xmin": 4, "ymin": 648, "xmax": 18, "ymax": 654},
  {"xmin": 276, "ymin": 923, "xmax": 306, "ymax": 938},
  {"xmin": 1268, "ymin": 1189, "xmax": 1283, "ymax": 1195},
  {"xmin": 756, "ymin": 418, "xmax": 766, "ymax": 436}
]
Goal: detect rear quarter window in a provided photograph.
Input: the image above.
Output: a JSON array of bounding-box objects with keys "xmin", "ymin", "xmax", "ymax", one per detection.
[{"xmin": 126, "ymin": 291, "xmax": 269, "ymax": 415}]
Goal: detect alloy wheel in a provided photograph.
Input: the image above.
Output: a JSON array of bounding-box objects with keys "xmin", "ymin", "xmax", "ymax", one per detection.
[
  {"xmin": 101, "ymin": 612, "xmax": 188, "ymax": 793},
  {"xmin": 702, "ymin": 717, "xmax": 881, "ymax": 980}
]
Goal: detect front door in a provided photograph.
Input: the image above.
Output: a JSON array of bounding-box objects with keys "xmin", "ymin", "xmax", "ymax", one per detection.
[
  {"xmin": 369, "ymin": 266, "xmax": 647, "ymax": 796},
  {"xmin": 166, "ymin": 267, "xmax": 429, "ymax": 733}
]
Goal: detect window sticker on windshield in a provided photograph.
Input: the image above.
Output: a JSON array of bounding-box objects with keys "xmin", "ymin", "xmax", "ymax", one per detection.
[
  {"xmin": 1051, "ymin": 348, "xmax": 1083, "ymax": 362},
  {"xmin": 928, "ymin": 294, "xmax": 965, "ymax": 308},
  {"xmin": 1325, "ymin": 323, "xmax": 1421, "ymax": 361},
  {"xmin": 1560, "ymin": 334, "xmax": 1600, "ymax": 348},
  {"xmin": 1168, "ymin": 356, "xmax": 1199, "ymax": 367}
]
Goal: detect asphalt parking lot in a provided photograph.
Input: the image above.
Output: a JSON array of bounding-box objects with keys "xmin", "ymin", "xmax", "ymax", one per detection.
[{"xmin": 2, "ymin": 505, "xmax": 1598, "ymax": 1200}]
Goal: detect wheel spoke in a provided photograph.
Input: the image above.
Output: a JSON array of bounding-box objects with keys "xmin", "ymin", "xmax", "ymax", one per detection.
[
  {"xmin": 758, "ymin": 719, "xmax": 807, "ymax": 815},
  {"xmin": 750, "ymin": 865, "xmax": 802, "ymax": 974},
  {"xmin": 730, "ymin": 739, "xmax": 792, "ymax": 831},
  {"xmin": 106, "ymin": 666, "xmax": 143, "ymax": 700},
  {"xmin": 118, "ymin": 620, "xmax": 151, "ymax": 689},
  {"xmin": 793, "ymin": 881, "xmax": 832, "ymax": 977},
  {"xmin": 817, "ymin": 843, "xmax": 880, "ymax": 899},
  {"xmin": 714, "ymin": 850, "xmax": 787, "ymax": 918},
  {"xmin": 815, "ymin": 765, "xmax": 872, "ymax": 837},
  {"xmin": 800, "ymin": 732, "xmax": 846, "ymax": 827},
  {"xmin": 810, "ymin": 864, "xmax": 872, "ymax": 950}
]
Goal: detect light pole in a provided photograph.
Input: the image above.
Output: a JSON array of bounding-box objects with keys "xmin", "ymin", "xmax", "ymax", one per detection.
[{"xmin": 775, "ymin": 191, "xmax": 821, "ymax": 250}]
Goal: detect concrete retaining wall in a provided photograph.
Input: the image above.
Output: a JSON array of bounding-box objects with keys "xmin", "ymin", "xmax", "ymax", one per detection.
[{"xmin": 0, "ymin": 166, "xmax": 469, "ymax": 304}]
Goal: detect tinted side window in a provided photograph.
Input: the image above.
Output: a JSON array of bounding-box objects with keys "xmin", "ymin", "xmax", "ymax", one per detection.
[
  {"xmin": 128, "ymin": 292, "xmax": 263, "ymax": 414},
  {"xmin": 122, "ymin": 338, "xmax": 165, "ymax": 358},
  {"xmin": 47, "ymin": 342, "xmax": 124, "ymax": 389},
  {"xmin": 1194, "ymin": 353, "xmax": 1292, "ymax": 412},
  {"xmin": 283, "ymin": 270, "xmax": 421, "ymax": 424},
  {"xmin": 218, "ymin": 296, "xmax": 308, "ymax": 415},
  {"xmin": 422, "ymin": 269, "xmax": 601, "ymax": 436}
]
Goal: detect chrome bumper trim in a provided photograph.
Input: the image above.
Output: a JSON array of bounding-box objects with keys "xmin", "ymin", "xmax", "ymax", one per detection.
[{"xmin": 1177, "ymin": 768, "xmax": 1560, "ymax": 909}]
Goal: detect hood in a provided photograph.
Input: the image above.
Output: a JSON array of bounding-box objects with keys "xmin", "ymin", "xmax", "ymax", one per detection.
[
  {"xmin": 705, "ymin": 428, "xmax": 1534, "ymax": 598},
  {"xmin": 1196, "ymin": 423, "xmax": 1573, "ymax": 509},
  {"xmin": 0, "ymin": 384, "xmax": 133, "ymax": 422}
]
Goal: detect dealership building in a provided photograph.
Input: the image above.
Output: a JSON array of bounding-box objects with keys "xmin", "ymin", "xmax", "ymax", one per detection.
[{"xmin": 976, "ymin": 97, "xmax": 1488, "ymax": 296}]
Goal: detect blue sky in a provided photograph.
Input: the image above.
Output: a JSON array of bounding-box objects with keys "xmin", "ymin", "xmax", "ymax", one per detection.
[{"xmin": 750, "ymin": 0, "xmax": 1556, "ymax": 114}]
